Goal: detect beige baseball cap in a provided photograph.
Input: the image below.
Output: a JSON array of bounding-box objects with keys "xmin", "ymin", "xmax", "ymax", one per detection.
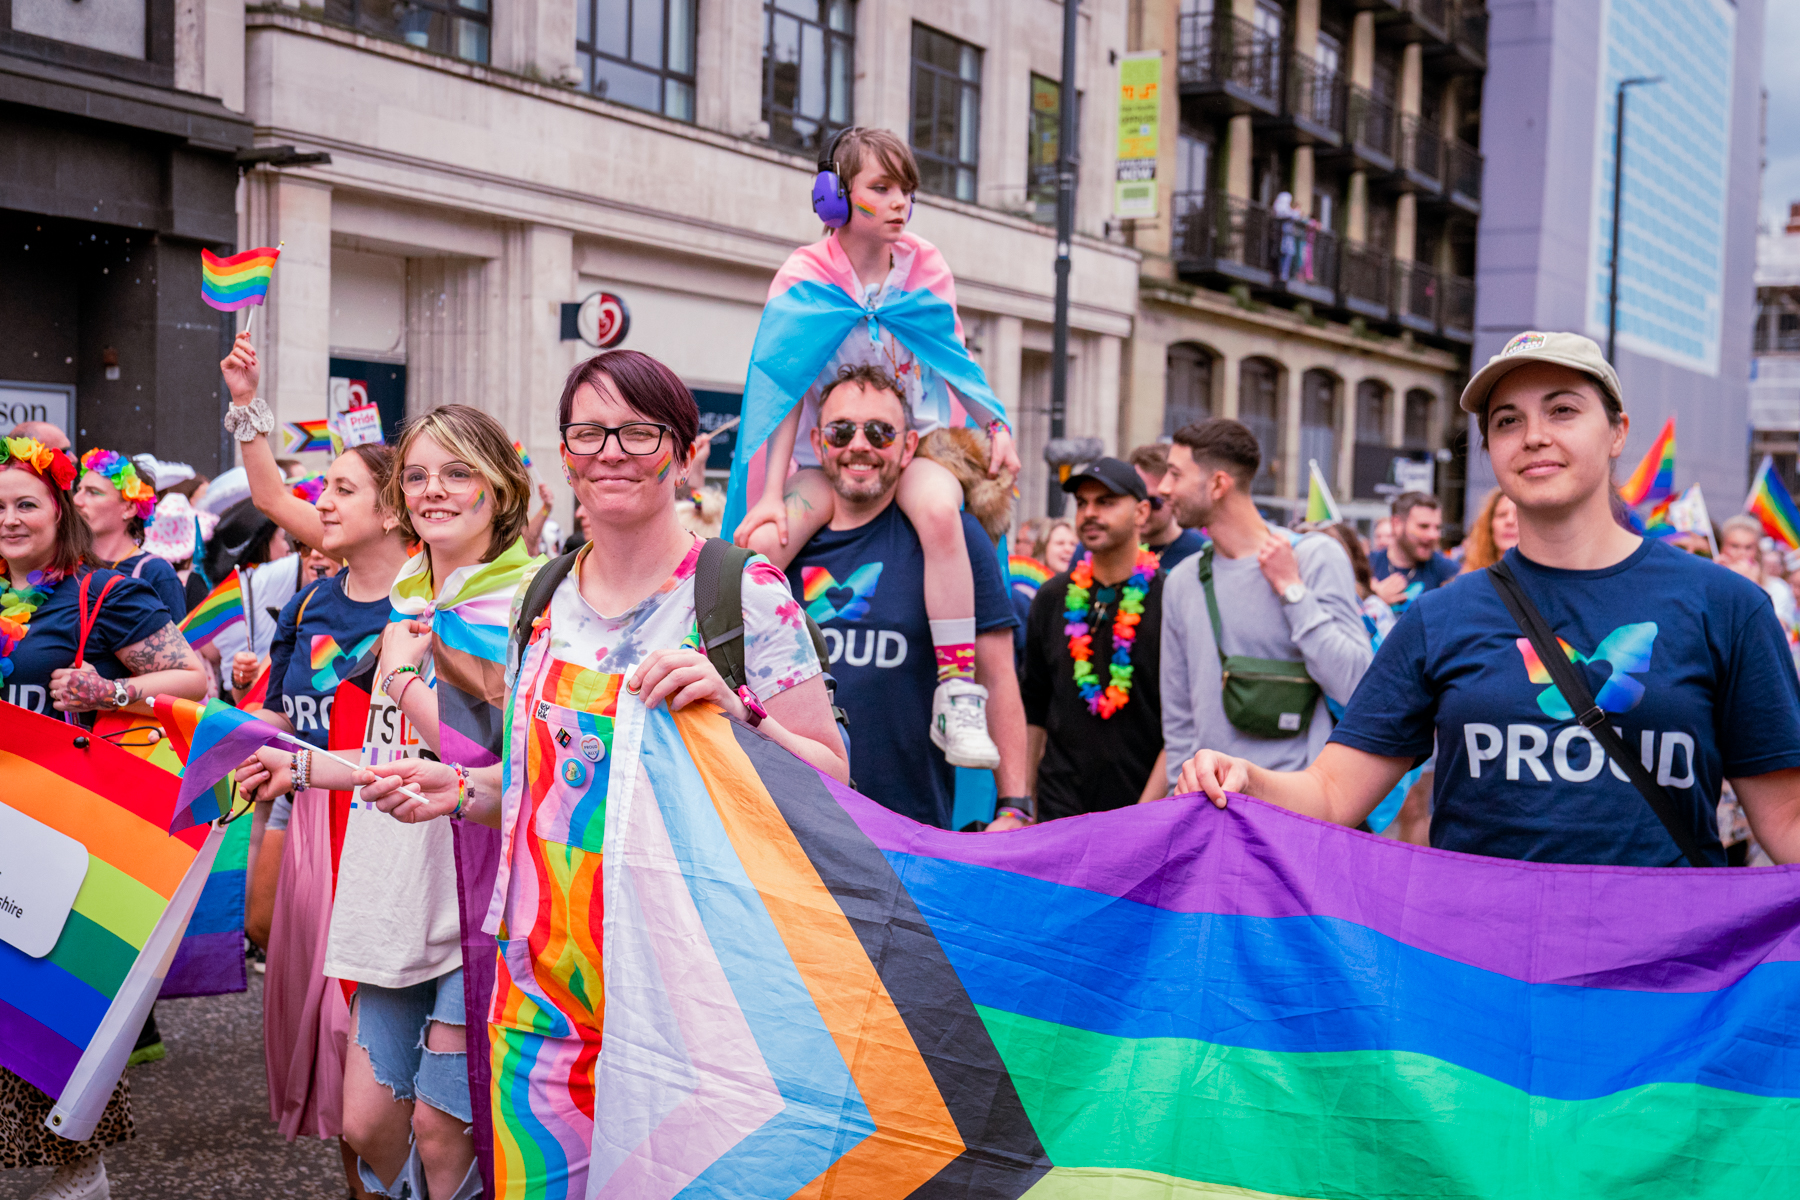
[{"xmin": 1458, "ymin": 330, "xmax": 1624, "ymax": 415}]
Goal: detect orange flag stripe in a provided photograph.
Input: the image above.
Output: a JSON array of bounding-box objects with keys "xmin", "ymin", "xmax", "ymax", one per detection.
[
  {"xmin": 0, "ymin": 750, "xmax": 195, "ymax": 897},
  {"xmin": 675, "ymin": 709, "xmax": 966, "ymax": 1195}
]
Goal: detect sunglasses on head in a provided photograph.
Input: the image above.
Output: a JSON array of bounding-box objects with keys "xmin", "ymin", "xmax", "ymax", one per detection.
[{"xmin": 821, "ymin": 419, "xmax": 900, "ymax": 450}]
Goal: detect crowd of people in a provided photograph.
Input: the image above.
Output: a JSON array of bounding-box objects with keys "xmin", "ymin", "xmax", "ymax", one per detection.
[{"xmin": 4, "ymin": 127, "xmax": 1800, "ymax": 1200}]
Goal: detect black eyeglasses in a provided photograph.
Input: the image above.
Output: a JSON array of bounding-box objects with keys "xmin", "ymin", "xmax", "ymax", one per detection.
[
  {"xmin": 821, "ymin": 419, "xmax": 899, "ymax": 450},
  {"xmin": 560, "ymin": 422, "xmax": 672, "ymax": 457}
]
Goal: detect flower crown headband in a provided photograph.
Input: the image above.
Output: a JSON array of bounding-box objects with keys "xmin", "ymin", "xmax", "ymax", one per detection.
[
  {"xmin": 0, "ymin": 437, "xmax": 78, "ymax": 494},
  {"xmin": 79, "ymin": 448, "xmax": 157, "ymax": 520}
]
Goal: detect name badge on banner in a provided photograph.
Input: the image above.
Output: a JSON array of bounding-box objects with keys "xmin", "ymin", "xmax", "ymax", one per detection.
[{"xmin": 0, "ymin": 802, "xmax": 91, "ymax": 958}]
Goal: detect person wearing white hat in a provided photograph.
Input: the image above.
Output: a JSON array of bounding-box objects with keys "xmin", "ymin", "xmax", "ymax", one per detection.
[
  {"xmin": 141, "ymin": 491, "xmax": 220, "ymax": 611},
  {"xmin": 1171, "ymin": 330, "xmax": 1800, "ymax": 868}
]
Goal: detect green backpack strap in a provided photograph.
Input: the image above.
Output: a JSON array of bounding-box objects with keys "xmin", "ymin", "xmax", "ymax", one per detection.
[
  {"xmin": 694, "ymin": 538, "xmax": 845, "ymax": 730},
  {"xmin": 1194, "ymin": 542, "xmax": 1229, "ymax": 667}
]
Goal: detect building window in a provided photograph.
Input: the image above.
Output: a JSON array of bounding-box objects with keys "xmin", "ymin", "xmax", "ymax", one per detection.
[
  {"xmin": 325, "ymin": 0, "xmax": 491, "ymax": 63},
  {"xmin": 577, "ymin": 0, "xmax": 698, "ymax": 121},
  {"xmin": 763, "ymin": 0, "xmax": 855, "ymax": 155},
  {"xmin": 911, "ymin": 24, "xmax": 982, "ymax": 203},
  {"xmin": 1300, "ymin": 369, "xmax": 1340, "ymax": 489},
  {"xmin": 1176, "ymin": 128, "xmax": 1211, "ymax": 194},
  {"xmin": 1403, "ymin": 389, "xmax": 1434, "ymax": 448},
  {"xmin": 1356, "ymin": 379, "xmax": 1390, "ymax": 445},
  {"xmin": 1239, "ymin": 358, "xmax": 1281, "ymax": 495},
  {"xmin": 1165, "ymin": 343, "xmax": 1214, "ymax": 434}
]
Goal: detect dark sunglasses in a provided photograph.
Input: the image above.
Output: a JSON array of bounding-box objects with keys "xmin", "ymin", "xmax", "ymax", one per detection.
[{"xmin": 821, "ymin": 419, "xmax": 899, "ymax": 450}]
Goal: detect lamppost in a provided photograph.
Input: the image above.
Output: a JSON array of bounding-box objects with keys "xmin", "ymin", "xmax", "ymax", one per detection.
[
  {"xmin": 1047, "ymin": 0, "xmax": 1080, "ymax": 515},
  {"xmin": 1606, "ymin": 75, "xmax": 1662, "ymax": 365}
]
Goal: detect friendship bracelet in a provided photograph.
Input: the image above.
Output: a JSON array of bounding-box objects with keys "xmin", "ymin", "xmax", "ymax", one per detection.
[
  {"xmin": 292, "ymin": 748, "xmax": 312, "ymax": 793},
  {"xmin": 394, "ymin": 673, "xmax": 423, "ymax": 707},
  {"xmin": 381, "ymin": 664, "xmax": 421, "ymax": 697},
  {"xmin": 450, "ymin": 764, "xmax": 469, "ymax": 819},
  {"xmin": 995, "ymin": 804, "xmax": 1036, "ymax": 826}
]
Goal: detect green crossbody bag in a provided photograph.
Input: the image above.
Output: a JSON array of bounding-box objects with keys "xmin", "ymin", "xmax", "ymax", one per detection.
[{"xmin": 1195, "ymin": 545, "xmax": 1321, "ymax": 739}]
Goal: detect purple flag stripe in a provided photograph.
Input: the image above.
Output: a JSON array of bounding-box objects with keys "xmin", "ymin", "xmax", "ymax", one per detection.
[
  {"xmin": 832, "ymin": 780, "xmax": 1800, "ymax": 994},
  {"xmin": 0, "ymin": 993, "xmax": 82, "ymax": 1098},
  {"xmin": 160, "ymin": 931, "xmax": 247, "ymax": 999},
  {"xmin": 175, "ymin": 728, "xmax": 285, "ymax": 815}
]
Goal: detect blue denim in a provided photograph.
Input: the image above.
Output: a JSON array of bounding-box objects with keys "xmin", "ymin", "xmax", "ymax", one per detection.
[{"xmin": 353, "ymin": 967, "xmax": 470, "ymax": 1124}]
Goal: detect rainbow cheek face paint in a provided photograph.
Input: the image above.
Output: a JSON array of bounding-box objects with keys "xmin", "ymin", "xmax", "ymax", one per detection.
[
  {"xmin": 561, "ymin": 447, "xmax": 577, "ymax": 485},
  {"xmin": 853, "ymin": 200, "xmax": 877, "ymax": 219},
  {"xmin": 653, "ymin": 452, "xmax": 674, "ymax": 484},
  {"xmin": 471, "ymin": 490, "xmax": 487, "ymax": 515}
]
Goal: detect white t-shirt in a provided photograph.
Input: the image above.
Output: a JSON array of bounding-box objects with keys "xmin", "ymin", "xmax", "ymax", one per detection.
[
  {"xmin": 214, "ymin": 554, "xmax": 302, "ymax": 662},
  {"xmin": 323, "ymin": 687, "xmax": 463, "ymax": 989}
]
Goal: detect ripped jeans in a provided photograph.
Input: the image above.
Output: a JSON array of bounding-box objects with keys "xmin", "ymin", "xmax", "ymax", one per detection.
[{"xmin": 353, "ymin": 967, "xmax": 471, "ymax": 1124}]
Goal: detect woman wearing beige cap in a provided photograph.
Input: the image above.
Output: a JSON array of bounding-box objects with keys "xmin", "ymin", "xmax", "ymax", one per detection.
[{"xmin": 1171, "ymin": 330, "xmax": 1800, "ymax": 867}]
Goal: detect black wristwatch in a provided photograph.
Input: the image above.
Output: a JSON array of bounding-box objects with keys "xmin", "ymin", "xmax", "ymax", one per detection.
[{"xmin": 994, "ymin": 797, "xmax": 1036, "ymax": 825}]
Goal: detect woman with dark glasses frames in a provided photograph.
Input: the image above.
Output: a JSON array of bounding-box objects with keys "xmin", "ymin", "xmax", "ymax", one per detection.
[{"xmin": 358, "ymin": 349, "xmax": 847, "ymax": 1200}]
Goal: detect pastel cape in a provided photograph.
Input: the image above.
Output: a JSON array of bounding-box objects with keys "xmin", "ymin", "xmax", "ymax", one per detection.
[{"xmin": 722, "ymin": 232, "xmax": 1004, "ymax": 536}]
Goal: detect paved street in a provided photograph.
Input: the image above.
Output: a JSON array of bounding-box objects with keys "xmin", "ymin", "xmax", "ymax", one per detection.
[{"xmin": 2, "ymin": 975, "xmax": 345, "ymax": 1199}]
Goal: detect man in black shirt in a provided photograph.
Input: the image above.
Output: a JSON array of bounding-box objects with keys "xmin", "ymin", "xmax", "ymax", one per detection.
[{"xmin": 1019, "ymin": 457, "xmax": 1168, "ymax": 823}]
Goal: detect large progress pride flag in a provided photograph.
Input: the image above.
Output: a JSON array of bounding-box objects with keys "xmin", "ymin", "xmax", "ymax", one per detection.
[{"xmin": 592, "ymin": 700, "xmax": 1800, "ymax": 1199}]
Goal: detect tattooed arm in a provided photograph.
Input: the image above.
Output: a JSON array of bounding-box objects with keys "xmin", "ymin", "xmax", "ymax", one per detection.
[{"xmin": 50, "ymin": 621, "xmax": 211, "ymax": 713}]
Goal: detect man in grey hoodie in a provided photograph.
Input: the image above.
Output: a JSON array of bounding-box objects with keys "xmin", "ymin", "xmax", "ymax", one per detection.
[{"xmin": 1155, "ymin": 419, "xmax": 1373, "ymax": 791}]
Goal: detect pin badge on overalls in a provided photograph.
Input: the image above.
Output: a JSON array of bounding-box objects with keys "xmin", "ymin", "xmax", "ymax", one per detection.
[
  {"xmin": 580, "ymin": 734, "xmax": 604, "ymax": 762},
  {"xmin": 560, "ymin": 758, "xmax": 589, "ymax": 787},
  {"xmin": 554, "ymin": 728, "xmax": 572, "ymax": 749}
]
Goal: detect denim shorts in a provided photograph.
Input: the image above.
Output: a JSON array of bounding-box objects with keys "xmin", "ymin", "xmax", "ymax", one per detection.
[{"xmin": 353, "ymin": 967, "xmax": 471, "ymax": 1123}]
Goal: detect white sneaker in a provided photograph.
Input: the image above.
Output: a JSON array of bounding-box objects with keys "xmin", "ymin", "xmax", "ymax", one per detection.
[
  {"xmin": 931, "ymin": 679, "xmax": 1001, "ymax": 770},
  {"xmin": 31, "ymin": 1154, "xmax": 108, "ymax": 1200}
]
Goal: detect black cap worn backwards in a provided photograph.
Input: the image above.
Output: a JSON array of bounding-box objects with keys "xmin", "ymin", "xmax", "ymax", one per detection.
[{"xmin": 1061, "ymin": 456, "xmax": 1148, "ymax": 501}]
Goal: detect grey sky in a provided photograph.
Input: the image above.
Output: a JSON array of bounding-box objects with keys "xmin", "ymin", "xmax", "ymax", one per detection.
[{"xmin": 1763, "ymin": 1, "xmax": 1800, "ymax": 229}]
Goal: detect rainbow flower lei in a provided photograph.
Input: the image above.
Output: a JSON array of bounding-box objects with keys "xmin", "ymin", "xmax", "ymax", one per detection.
[
  {"xmin": 79, "ymin": 448, "xmax": 157, "ymax": 520},
  {"xmin": 1063, "ymin": 546, "xmax": 1158, "ymax": 718},
  {"xmin": 0, "ymin": 569, "xmax": 63, "ymax": 679}
]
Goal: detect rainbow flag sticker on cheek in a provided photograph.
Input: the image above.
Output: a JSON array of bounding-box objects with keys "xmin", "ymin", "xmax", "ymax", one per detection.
[{"xmin": 201, "ymin": 246, "xmax": 282, "ymax": 312}]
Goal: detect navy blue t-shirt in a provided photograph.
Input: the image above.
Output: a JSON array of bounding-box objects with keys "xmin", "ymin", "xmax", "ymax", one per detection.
[
  {"xmin": 1, "ymin": 569, "xmax": 170, "ymax": 715},
  {"xmin": 1153, "ymin": 527, "xmax": 1208, "ymax": 573},
  {"xmin": 1331, "ymin": 541, "xmax": 1800, "ymax": 866},
  {"xmin": 788, "ymin": 506, "xmax": 1016, "ymax": 829},
  {"xmin": 113, "ymin": 552, "xmax": 189, "ymax": 624},
  {"xmin": 265, "ymin": 575, "xmax": 391, "ymax": 748},
  {"xmin": 1369, "ymin": 548, "xmax": 1460, "ymax": 613}
]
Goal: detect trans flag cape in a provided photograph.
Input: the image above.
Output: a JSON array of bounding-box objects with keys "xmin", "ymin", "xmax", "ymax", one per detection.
[
  {"xmin": 723, "ymin": 232, "xmax": 1006, "ymax": 537},
  {"xmin": 592, "ymin": 698, "xmax": 1800, "ymax": 1199},
  {"xmin": 0, "ymin": 704, "xmax": 223, "ymax": 1142},
  {"xmin": 390, "ymin": 536, "xmax": 541, "ymax": 1196}
]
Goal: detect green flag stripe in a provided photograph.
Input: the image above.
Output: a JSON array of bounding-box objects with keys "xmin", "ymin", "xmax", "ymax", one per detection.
[
  {"xmin": 47, "ymin": 910, "xmax": 137, "ymax": 999},
  {"xmin": 980, "ymin": 1006, "xmax": 1800, "ymax": 1199}
]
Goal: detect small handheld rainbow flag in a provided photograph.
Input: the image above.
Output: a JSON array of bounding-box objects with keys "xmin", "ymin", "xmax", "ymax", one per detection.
[
  {"xmin": 154, "ymin": 696, "xmax": 289, "ymax": 832},
  {"xmin": 1746, "ymin": 455, "xmax": 1800, "ymax": 550},
  {"xmin": 1305, "ymin": 459, "xmax": 1342, "ymax": 524},
  {"xmin": 1617, "ymin": 415, "xmax": 1675, "ymax": 508},
  {"xmin": 178, "ymin": 569, "xmax": 244, "ymax": 649},
  {"xmin": 200, "ymin": 246, "xmax": 281, "ymax": 313},
  {"xmin": 280, "ymin": 420, "xmax": 333, "ymax": 455}
]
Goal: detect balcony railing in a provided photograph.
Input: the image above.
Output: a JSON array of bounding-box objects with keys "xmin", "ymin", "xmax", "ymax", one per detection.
[
  {"xmin": 1340, "ymin": 240, "xmax": 1391, "ymax": 313},
  {"xmin": 1178, "ymin": 14, "xmax": 1281, "ymax": 108},
  {"xmin": 1452, "ymin": 3, "xmax": 1488, "ymax": 61},
  {"xmin": 1345, "ymin": 85, "xmax": 1395, "ymax": 163},
  {"xmin": 1174, "ymin": 190, "xmax": 1276, "ymax": 277},
  {"xmin": 1393, "ymin": 260, "xmax": 1440, "ymax": 327},
  {"xmin": 1398, "ymin": 114, "xmax": 1444, "ymax": 185},
  {"xmin": 1412, "ymin": 0, "xmax": 1450, "ymax": 30},
  {"xmin": 1754, "ymin": 326, "xmax": 1800, "ymax": 354},
  {"xmin": 1285, "ymin": 50, "xmax": 1346, "ymax": 134},
  {"xmin": 1441, "ymin": 273, "xmax": 1474, "ymax": 336},
  {"xmin": 1447, "ymin": 138, "xmax": 1483, "ymax": 203}
]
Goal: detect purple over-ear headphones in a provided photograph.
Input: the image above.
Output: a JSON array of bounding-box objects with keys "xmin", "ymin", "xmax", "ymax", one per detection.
[{"xmin": 811, "ymin": 127, "xmax": 913, "ymax": 229}]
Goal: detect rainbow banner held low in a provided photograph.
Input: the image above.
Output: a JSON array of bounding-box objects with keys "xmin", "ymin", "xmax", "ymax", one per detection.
[
  {"xmin": 591, "ymin": 697, "xmax": 1800, "ymax": 1199},
  {"xmin": 155, "ymin": 696, "xmax": 289, "ymax": 833},
  {"xmin": 0, "ymin": 705, "xmax": 222, "ymax": 1141},
  {"xmin": 1747, "ymin": 454, "xmax": 1800, "ymax": 551},
  {"xmin": 178, "ymin": 568, "xmax": 244, "ymax": 649},
  {"xmin": 200, "ymin": 246, "xmax": 280, "ymax": 312}
]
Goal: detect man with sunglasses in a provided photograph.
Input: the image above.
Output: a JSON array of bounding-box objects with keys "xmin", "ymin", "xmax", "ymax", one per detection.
[{"xmin": 784, "ymin": 364, "xmax": 1028, "ymax": 830}]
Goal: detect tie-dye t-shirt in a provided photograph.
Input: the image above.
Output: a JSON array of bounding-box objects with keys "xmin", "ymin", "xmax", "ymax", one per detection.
[
  {"xmin": 543, "ymin": 535, "xmax": 820, "ymax": 702},
  {"xmin": 1330, "ymin": 541, "xmax": 1800, "ymax": 866},
  {"xmin": 265, "ymin": 575, "xmax": 391, "ymax": 748}
]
